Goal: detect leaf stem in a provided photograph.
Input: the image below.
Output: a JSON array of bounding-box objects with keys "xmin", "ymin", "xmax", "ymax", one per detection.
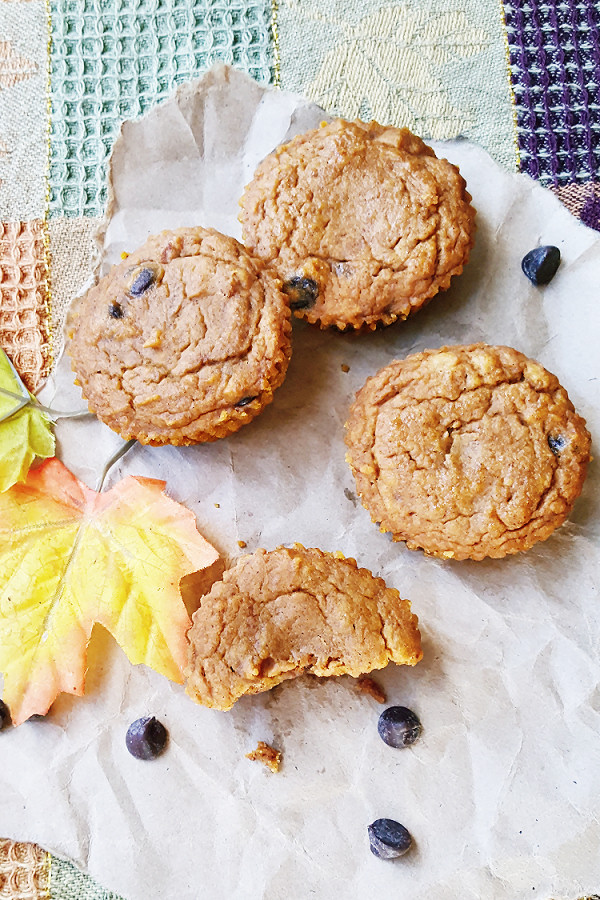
[
  {"xmin": 0, "ymin": 386, "xmax": 90, "ymax": 421},
  {"xmin": 0, "ymin": 397, "xmax": 29, "ymax": 423},
  {"xmin": 0, "ymin": 386, "xmax": 30, "ymax": 404},
  {"xmin": 96, "ymin": 439, "xmax": 137, "ymax": 492},
  {"xmin": 38, "ymin": 406, "xmax": 92, "ymax": 420}
]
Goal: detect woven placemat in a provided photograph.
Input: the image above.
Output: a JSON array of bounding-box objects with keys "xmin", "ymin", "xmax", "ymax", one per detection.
[
  {"xmin": 0, "ymin": 0, "xmax": 50, "ymax": 390},
  {"xmin": 277, "ymin": 0, "xmax": 517, "ymax": 169},
  {"xmin": 48, "ymin": 0, "xmax": 275, "ymax": 219},
  {"xmin": 503, "ymin": 0, "xmax": 600, "ymax": 228},
  {"xmin": 0, "ymin": 840, "xmax": 48, "ymax": 900},
  {"xmin": 0, "ymin": 220, "xmax": 51, "ymax": 392},
  {"xmin": 49, "ymin": 858, "xmax": 122, "ymax": 900}
]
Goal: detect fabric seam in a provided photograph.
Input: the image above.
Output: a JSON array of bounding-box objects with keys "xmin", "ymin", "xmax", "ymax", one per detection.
[
  {"xmin": 44, "ymin": 849, "xmax": 52, "ymax": 899},
  {"xmin": 42, "ymin": 0, "xmax": 54, "ymax": 375},
  {"xmin": 497, "ymin": 0, "xmax": 521, "ymax": 172},
  {"xmin": 270, "ymin": 0, "xmax": 281, "ymax": 87}
]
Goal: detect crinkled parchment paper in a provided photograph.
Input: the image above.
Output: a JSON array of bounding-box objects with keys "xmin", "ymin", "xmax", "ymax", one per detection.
[{"xmin": 2, "ymin": 66, "xmax": 600, "ymax": 900}]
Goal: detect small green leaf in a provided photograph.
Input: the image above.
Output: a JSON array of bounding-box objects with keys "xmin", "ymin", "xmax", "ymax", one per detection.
[{"xmin": 0, "ymin": 348, "xmax": 55, "ymax": 492}]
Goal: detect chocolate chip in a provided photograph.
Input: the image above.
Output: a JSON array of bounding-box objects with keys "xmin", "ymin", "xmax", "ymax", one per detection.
[
  {"xmin": 378, "ymin": 706, "xmax": 422, "ymax": 748},
  {"xmin": 0, "ymin": 700, "xmax": 11, "ymax": 731},
  {"xmin": 548, "ymin": 434, "xmax": 567, "ymax": 455},
  {"xmin": 129, "ymin": 267, "xmax": 156, "ymax": 296},
  {"xmin": 126, "ymin": 716, "xmax": 168, "ymax": 760},
  {"xmin": 235, "ymin": 396, "xmax": 256, "ymax": 407},
  {"xmin": 283, "ymin": 276, "xmax": 319, "ymax": 310},
  {"xmin": 368, "ymin": 819, "xmax": 412, "ymax": 859},
  {"xmin": 521, "ymin": 246, "xmax": 561, "ymax": 285},
  {"xmin": 109, "ymin": 302, "xmax": 124, "ymax": 319}
]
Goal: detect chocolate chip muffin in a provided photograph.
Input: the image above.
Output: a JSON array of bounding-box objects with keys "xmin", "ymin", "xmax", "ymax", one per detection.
[
  {"xmin": 67, "ymin": 227, "xmax": 292, "ymax": 445},
  {"xmin": 240, "ymin": 119, "xmax": 476, "ymax": 330},
  {"xmin": 345, "ymin": 344, "xmax": 591, "ymax": 560},
  {"xmin": 185, "ymin": 545, "xmax": 422, "ymax": 710}
]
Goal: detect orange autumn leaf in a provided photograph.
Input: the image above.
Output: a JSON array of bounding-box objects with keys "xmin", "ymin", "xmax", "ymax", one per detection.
[{"xmin": 0, "ymin": 458, "xmax": 219, "ymax": 725}]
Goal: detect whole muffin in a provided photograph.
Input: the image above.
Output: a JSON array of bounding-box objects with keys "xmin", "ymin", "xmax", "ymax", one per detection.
[
  {"xmin": 67, "ymin": 227, "xmax": 292, "ymax": 445},
  {"xmin": 240, "ymin": 119, "xmax": 476, "ymax": 330},
  {"xmin": 345, "ymin": 344, "xmax": 591, "ymax": 560}
]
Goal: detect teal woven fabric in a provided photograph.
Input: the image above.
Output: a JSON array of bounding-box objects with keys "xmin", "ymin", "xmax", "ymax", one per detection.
[
  {"xmin": 51, "ymin": 856, "xmax": 123, "ymax": 899},
  {"xmin": 49, "ymin": 0, "xmax": 275, "ymax": 218}
]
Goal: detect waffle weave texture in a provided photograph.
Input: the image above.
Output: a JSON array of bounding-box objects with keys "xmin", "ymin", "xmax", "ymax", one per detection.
[
  {"xmin": 0, "ymin": 221, "xmax": 50, "ymax": 392},
  {"xmin": 503, "ymin": 0, "xmax": 600, "ymax": 227},
  {"xmin": 49, "ymin": 0, "xmax": 275, "ymax": 218},
  {"xmin": 0, "ymin": 840, "xmax": 47, "ymax": 900}
]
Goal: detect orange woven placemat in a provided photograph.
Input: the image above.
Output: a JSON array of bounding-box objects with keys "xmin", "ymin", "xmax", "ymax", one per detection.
[
  {"xmin": 0, "ymin": 839, "xmax": 48, "ymax": 900},
  {"xmin": 0, "ymin": 220, "xmax": 51, "ymax": 393}
]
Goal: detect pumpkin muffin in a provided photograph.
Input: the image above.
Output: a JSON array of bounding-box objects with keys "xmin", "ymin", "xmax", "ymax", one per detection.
[
  {"xmin": 67, "ymin": 227, "xmax": 292, "ymax": 445},
  {"xmin": 345, "ymin": 344, "xmax": 591, "ymax": 559},
  {"xmin": 185, "ymin": 545, "xmax": 422, "ymax": 710},
  {"xmin": 240, "ymin": 119, "xmax": 475, "ymax": 330}
]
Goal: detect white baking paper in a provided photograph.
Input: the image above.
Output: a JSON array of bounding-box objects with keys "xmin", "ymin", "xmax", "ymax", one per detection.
[{"xmin": 2, "ymin": 65, "xmax": 600, "ymax": 900}]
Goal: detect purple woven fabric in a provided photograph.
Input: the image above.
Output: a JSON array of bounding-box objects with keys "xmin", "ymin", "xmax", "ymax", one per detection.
[{"xmin": 503, "ymin": 0, "xmax": 600, "ymax": 228}]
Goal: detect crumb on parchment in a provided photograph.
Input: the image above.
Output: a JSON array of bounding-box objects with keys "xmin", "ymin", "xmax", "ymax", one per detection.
[
  {"xmin": 356, "ymin": 674, "xmax": 387, "ymax": 704},
  {"xmin": 246, "ymin": 741, "xmax": 282, "ymax": 773}
]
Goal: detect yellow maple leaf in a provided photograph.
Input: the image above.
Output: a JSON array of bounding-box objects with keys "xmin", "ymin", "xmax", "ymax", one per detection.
[
  {"xmin": 0, "ymin": 459, "xmax": 219, "ymax": 725},
  {"xmin": 0, "ymin": 348, "xmax": 55, "ymax": 492}
]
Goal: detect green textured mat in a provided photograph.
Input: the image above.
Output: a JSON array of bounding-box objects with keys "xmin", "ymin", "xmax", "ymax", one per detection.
[
  {"xmin": 51, "ymin": 857, "xmax": 123, "ymax": 900},
  {"xmin": 49, "ymin": 0, "xmax": 276, "ymax": 218}
]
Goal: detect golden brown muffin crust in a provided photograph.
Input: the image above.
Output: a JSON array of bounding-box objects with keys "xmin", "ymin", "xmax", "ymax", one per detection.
[
  {"xmin": 240, "ymin": 119, "xmax": 476, "ymax": 330},
  {"xmin": 67, "ymin": 227, "xmax": 292, "ymax": 445},
  {"xmin": 345, "ymin": 344, "xmax": 591, "ymax": 560},
  {"xmin": 185, "ymin": 545, "xmax": 422, "ymax": 710}
]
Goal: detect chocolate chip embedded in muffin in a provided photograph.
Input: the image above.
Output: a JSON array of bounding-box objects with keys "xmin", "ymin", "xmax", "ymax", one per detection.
[
  {"xmin": 127, "ymin": 263, "xmax": 163, "ymax": 297},
  {"xmin": 67, "ymin": 227, "xmax": 292, "ymax": 446},
  {"xmin": 282, "ymin": 276, "xmax": 319, "ymax": 311},
  {"xmin": 345, "ymin": 344, "xmax": 591, "ymax": 560},
  {"xmin": 108, "ymin": 302, "xmax": 124, "ymax": 319},
  {"xmin": 185, "ymin": 545, "xmax": 422, "ymax": 710},
  {"xmin": 240, "ymin": 119, "xmax": 476, "ymax": 330}
]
